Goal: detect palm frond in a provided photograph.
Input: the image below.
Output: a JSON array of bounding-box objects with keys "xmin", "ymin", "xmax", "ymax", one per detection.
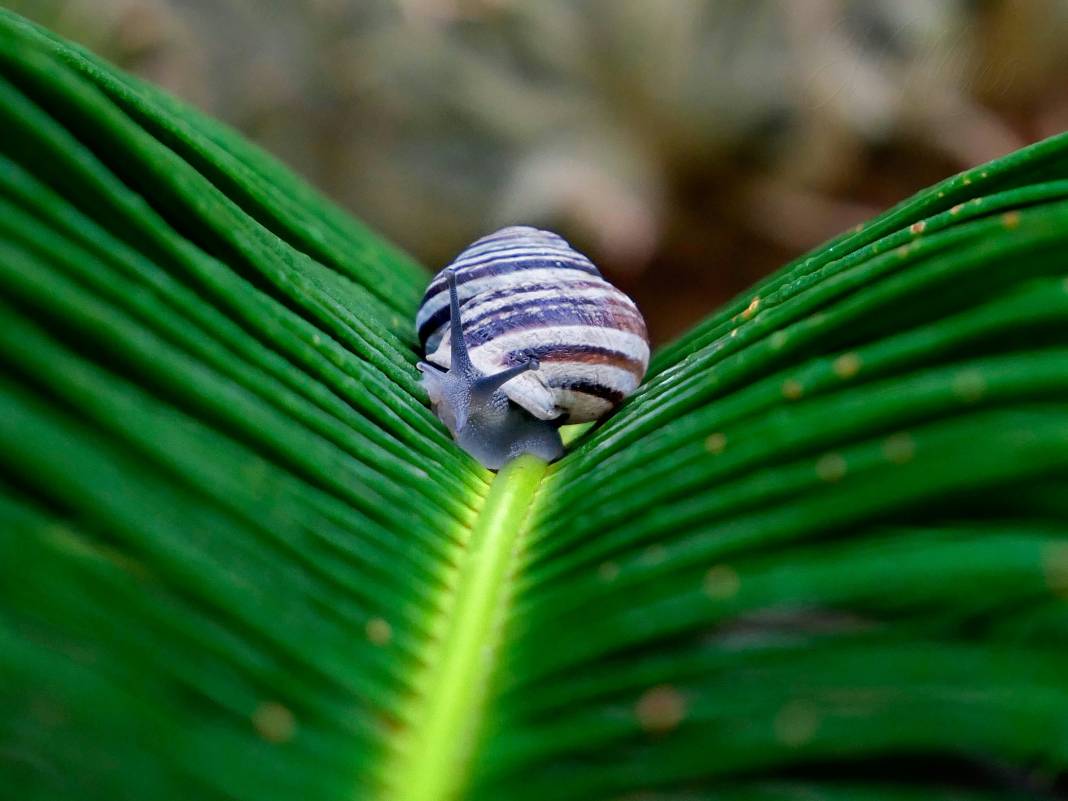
[{"xmin": 2, "ymin": 10, "xmax": 1067, "ymax": 801}]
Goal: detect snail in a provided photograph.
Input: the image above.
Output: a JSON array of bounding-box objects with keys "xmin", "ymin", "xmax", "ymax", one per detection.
[{"xmin": 416, "ymin": 226, "xmax": 650, "ymax": 469}]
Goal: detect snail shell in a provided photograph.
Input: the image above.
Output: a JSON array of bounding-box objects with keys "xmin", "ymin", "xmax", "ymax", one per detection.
[{"xmin": 416, "ymin": 226, "xmax": 650, "ymax": 426}]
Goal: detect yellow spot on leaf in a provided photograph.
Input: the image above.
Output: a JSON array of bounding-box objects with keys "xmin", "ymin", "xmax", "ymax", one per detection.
[
  {"xmin": 950, "ymin": 204, "xmax": 964, "ymax": 215},
  {"xmin": 642, "ymin": 544, "xmax": 666, "ymax": 565},
  {"xmin": 775, "ymin": 700, "xmax": 820, "ymax": 747},
  {"xmin": 598, "ymin": 561, "xmax": 620, "ymax": 582},
  {"xmin": 742, "ymin": 297, "xmax": 761, "ymax": 319},
  {"xmin": 952, "ymin": 370, "xmax": 986, "ymax": 403},
  {"xmin": 704, "ymin": 565, "xmax": 740, "ymax": 599},
  {"xmin": 769, "ymin": 330, "xmax": 789, "ymax": 350},
  {"xmin": 909, "ymin": 221, "xmax": 926, "ymax": 235},
  {"xmin": 705, "ymin": 432, "xmax": 727, "ymax": 454},
  {"xmin": 366, "ymin": 617, "xmax": 393, "ymax": 645},
  {"xmin": 1043, "ymin": 543, "xmax": 1068, "ymax": 599},
  {"xmin": 816, "ymin": 453, "xmax": 847, "ymax": 483},
  {"xmin": 782, "ymin": 379, "xmax": 804, "ymax": 400},
  {"xmin": 1002, "ymin": 211, "xmax": 1021, "ymax": 229},
  {"xmin": 882, "ymin": 433, "xmax": 916, "ymax": 465},
  {"xmin": 253, "ymin": 702, "xmax": 296, "ymax": 744},
  {"xmin": 636, "ymin": 685, "xmax": 686, "ymax": 734},
  {"xmin": 833, "ymin": 352, "xmax": 861, "ymax": 379}
]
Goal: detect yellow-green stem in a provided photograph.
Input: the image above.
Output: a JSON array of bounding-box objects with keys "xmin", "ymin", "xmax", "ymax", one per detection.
[{"xmin": 381, "ymin": 454, "xmax": 548, "ymax": 801}]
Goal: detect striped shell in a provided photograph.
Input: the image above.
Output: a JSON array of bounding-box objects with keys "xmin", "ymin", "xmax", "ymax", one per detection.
[{"xmin": 416, "ymin": 226, "xmax": 649, "ymax": 424}]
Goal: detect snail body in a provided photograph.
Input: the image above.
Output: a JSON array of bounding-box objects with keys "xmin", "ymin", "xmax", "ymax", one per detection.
[{"xmin": 416, "ymin": 226, "xmax": 649, "ymax": 469}]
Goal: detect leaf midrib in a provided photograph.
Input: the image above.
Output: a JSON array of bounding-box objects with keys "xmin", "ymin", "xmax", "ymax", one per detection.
[{"xmin": 382, "ymin": 454, "xmax": 548, "ymax": 801}]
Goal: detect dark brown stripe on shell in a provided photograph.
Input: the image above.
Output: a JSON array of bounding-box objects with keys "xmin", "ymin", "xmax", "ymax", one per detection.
[
  {"xmin": 464, "ymin": 305, "xmax": 648, "ymax": 348},
  {"xmin": 465, "ymin": 293, "xmax": 641, "ymax": 332},
  {"xmin": 506, "ymin": 343, "xmax": 646, "ymax": 378},
  {"xmin": 547, "ymin": 379, "xmax": 625, "ymax": 406},
  {"xmin": 464, "ymin": 279, "xmax": 609, "ymax": 315},
  {"xmin": 417, "ymin": 278, "xmax": 608, "ymax": 348},
  {"xmin": 421, "ymin": 256, "xmax": 600, "ymax": 303}
]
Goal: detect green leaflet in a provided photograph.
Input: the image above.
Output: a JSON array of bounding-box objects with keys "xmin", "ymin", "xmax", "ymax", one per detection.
[{"xmin": 3, "ymin": 9, "xmax": 1068, "ymax": 801}]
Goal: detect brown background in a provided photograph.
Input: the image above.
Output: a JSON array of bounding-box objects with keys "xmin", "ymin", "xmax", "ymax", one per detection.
[{"xmin": 10, "ymin": 0, "xmax": 1068, "ymax": 344}]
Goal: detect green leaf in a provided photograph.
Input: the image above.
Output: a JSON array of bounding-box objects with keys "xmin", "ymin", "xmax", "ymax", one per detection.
[{"xmin": 2, "ymin": 9, "xmax": 1067, "ymax": 801}]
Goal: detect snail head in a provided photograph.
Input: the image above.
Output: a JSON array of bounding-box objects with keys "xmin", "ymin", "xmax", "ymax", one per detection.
[{"xmin": 417, "ymin": 270, "xmax": 538, "ymax": 435}]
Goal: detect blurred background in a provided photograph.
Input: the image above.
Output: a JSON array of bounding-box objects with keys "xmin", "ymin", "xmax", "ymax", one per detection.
[{"xmin": 8, "ymin": 0, "xmax": 1068, "ymax": 344}]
